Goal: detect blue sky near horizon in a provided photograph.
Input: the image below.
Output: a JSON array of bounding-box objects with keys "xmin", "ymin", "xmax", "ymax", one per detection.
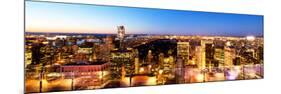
[{"xmin": 26, "ymin": 1, "xmax": 263, "ymax": 36}]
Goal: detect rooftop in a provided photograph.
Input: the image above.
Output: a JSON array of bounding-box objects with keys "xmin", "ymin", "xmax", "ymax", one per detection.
[{"xmin": 64, "ymin": 60, "xmax": 108, "ymax": 66}]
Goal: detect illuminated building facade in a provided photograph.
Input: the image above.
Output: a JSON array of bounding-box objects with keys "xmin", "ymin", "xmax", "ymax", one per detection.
[
  {"xmin": 214, "ymin": 46, "xmax": 224, "ymax": 67},
  {"xmin": 158, "ymin": 53, "xmax": 165, "ymax": 68},
  {"xmin": 134, "ymin": 49, "xmax": 140, "ymax": 74},
  {"xmin": 177, "ymin": 42, "xmax": 190, "ymax": 65},
  {"xmin": 61, "ymin": 61, "xmax": 111, "ymax": 88},
  {"xmin": 175, "ymin": 57, "xmax": 185, "ymax": 83},
  {"xmin": 147, "ymin": 50, "xmax": 153, "ymax": 64},
  {"xmin": 76, "ymin": 46, "xmax": 93, "ymax": 63},
  {"xmin": 25, "ymin": 50, "xmax": 32, "ymax": 67},
  {"xmin": 163, "ymin": 56, "xmax": 174, "ymax": 77},
  {"xmin": 110, "ymin": 48, "xmax": 135, "ymax": 79},
  {"xmin": 195, "ymin": 46, "xmax": 204, "ymax": 69},
  {"xmin": 224, "ymin": 46, "xmax": 235, "ymax": 67}
]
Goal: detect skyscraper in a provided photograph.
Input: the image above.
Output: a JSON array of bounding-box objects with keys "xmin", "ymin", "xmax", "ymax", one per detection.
[
  {"xmin": 158, "ymin": 53, "xmax": 165, "ymax": 68},
  {"xmin": 214, "ymin": 46, "xmax": 224, "ymax": 68},
  {"xmin": 195, "ymin": 46, "xmax": 204, "ymax": 69},
  {"xmin": 224, "ymin": 46, "xmax": 235, "ymax": 67},
  {"xmin": 204, "ymin": 41, "xmax": 214, "ymax": 68},
  {"xmin": 175, "ymin": 57, "xmax": 185, "ymax": 84},
  {"xmin": 147, "ymin": 50, "xmax": 153, "ymax": 64},
  {"xmin": 111, "ymin": 26, "xmax": 135, "ymax": 79},
  {"xmin": 117, "ymin": 26, "xmax": 125, "ymax": 40},
  {"xmin": 117, "ymin": 26, "xmax": 125, "ymax": 49},
  {"xmin": 110, "ymin": 49, "xmax": 134, "ymax": 79},
  {"xmin": 31, "ymin": 43, "xmax": 42, "ymax": 65},
  {"xmin": 177, "ymin": 42, "xmax": 189, "ymax": 65}
]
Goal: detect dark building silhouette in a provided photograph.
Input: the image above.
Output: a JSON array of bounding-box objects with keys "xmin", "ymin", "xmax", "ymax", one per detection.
[
  {"xmin": 205, "ymin": 43, "xmax": 214, "ymax": 68},
  {"xmin": 31, "ymin": 43, "xmax": 42, "ymax": 65}
]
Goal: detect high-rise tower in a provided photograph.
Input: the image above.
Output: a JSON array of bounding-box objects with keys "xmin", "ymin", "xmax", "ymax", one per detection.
[
  {"xmin": 117, "ymin": 26, "xmax": 125, "ymax": 49},
  {"xmin": 177, "ymin": 42, "xmax": 189, "ymax": 65}
]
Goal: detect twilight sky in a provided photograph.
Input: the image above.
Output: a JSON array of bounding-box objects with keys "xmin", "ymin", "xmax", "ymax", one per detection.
[{"xmin": 26, "ymin": 1, "xmax": 263, "ymax": 36}]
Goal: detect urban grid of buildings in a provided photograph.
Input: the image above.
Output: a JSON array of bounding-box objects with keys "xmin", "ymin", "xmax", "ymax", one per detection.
[{"xmin": 25, "ymin": 26, "xmax": 263, "ymax": 93}]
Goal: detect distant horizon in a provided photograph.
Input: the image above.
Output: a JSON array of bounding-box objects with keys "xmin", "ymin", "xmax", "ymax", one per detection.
[
  {"xmin": 26, "ymin": 1, "xmax": 263, "ymax": 37},
  {"xmin": 25, "ymin": 31, "xmax": 264, "ymax": 37}
]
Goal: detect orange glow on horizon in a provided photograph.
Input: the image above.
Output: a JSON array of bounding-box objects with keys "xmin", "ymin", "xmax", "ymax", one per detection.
[{"xmin": 26, "ymin": 26, "xmax": 116, "ymax": 34}]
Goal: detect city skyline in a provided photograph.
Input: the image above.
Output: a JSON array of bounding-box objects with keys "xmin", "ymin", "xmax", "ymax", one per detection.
[
  {"xmin": 25, "ymin": 25, "xmax": 264, "ymax": 93},
  {"xmin": 26, "ymin": 1, "xmax": 263, "ymax": 37},
  {"xmin": 25, "ymin": 1, "xmax": 264, "ymax": 93}
]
